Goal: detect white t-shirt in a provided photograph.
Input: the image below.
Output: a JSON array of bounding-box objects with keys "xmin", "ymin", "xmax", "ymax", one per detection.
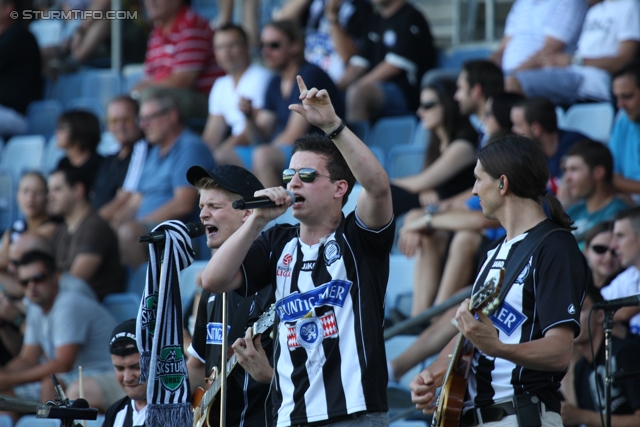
[
  {"xmin": 502, "ymin": 0, "xmax": 587, "ymax": 74},
  {"xmin": 601, "ymin": 265, "xmax": 640, "ymax": 335},
  {"xmin": 574, "ymin": 0, "xmax": 640, "ymax": 100},
  {"xmin": 207, "ymin": 63, "xmax": 273, "ymax": 136}
]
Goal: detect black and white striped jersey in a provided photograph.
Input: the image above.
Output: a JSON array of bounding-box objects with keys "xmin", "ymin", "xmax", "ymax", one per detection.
[
  {"xmin": 242, "ymin": 212, "xmax": 395, "ymax": 427},
  {"xmin": 466, "ymin": 220, "xmax": 588, "ymax": 413}
]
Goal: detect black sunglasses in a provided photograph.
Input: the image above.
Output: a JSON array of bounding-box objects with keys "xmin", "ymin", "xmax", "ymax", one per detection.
[
  {"xmin": 261, "ymin": 41, "xmax": 282, "ymax": 50},
  {"xmin": 19, "ymin": 273, "xmax": 50, "ymax": 287},
  {"xmin": 591, "ymin": 244, "xmax": 616, "ymax": 256},
  {"xmin": 419, "ymin": 101, "xmax": 439, "ymax": 110},
  {"xmin": 282, "ymin": 168, "xmax": 331, "ymax": 184}
]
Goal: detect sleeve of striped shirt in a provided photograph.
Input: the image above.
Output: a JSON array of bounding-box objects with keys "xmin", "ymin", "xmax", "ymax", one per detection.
[{"xmin": 173, "ymin": 18, "xmax": 214, "ymax": 73}]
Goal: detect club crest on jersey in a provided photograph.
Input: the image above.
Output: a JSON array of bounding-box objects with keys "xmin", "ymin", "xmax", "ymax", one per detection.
[
  {"xmin": 295, "ymin": 317, "xmax": 324, "ymax": 349},
  {"xmin": 206, "ymin": 322, "xmax": 230, "ymax": 345},
  {"xmin": 323, "ymin": 241, "xmax": 341, "ymax": 266},
  {"xmin": 276, "ymin": 279, "xmax": 352, "ymax": 321},
  {"xmin": 489, "ymin": 301, "xmax": 527, "ymax": 336},
  {"xmin": 515, "ymin": 262, "xmax": 530, "ymax": 285}
]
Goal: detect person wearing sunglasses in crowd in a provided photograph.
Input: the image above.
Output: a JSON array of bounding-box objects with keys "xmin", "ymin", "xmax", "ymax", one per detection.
[
  {"xmin": 0, "ymin": 251, "xmax": 117, "ymax": 423},
  {"xmin": 562, "ymin": 140, "xmax": 629, "ymax": 246},
  {"xmin": 201, "ymin": 76, "xmax": 394, "ymax": 426},
  {"xmin": 240, "ymin": 20, "xmax": 344, "ymax": 188}
]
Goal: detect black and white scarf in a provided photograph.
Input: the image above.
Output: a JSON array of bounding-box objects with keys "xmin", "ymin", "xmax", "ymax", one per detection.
[{"xmin": 136, "ymin": 220, "xmax": 194, "ymax": 426}]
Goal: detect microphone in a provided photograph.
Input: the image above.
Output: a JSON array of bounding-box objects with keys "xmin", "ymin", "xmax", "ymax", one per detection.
[
  {"xmin": 51, "ymin": 374, "xmax": 68, "ymax": 403},
  {"xmin": 592, "ymin": 294, "xmax": 640, "ymax": 311},
  {"xmin": 232, "ymin": 190, "xmax": 299, "ymax": 210},
  {"xmin": 139, "ymin": 222, "xmax": 206, "ymax": 243}
]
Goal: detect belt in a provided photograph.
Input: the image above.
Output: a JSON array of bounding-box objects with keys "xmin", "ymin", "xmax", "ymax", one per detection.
[
  {"xmin": 293, "ymin": 411, "xmax": 368, "ymax": 427},
  {"xmin": 460, "ymin": 401, "xmax": 523, "ymax": 426}
]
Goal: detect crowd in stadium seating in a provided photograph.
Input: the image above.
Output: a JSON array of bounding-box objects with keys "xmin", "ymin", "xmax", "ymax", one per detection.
[{"xmin": 3, "ymin": 0, "xmax": 640, "ymax": 425}]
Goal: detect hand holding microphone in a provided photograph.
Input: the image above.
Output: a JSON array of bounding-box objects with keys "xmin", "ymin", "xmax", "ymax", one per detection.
[{"xmin": 233, "ymin": 189, "xmax": 301, "ymax": 210}]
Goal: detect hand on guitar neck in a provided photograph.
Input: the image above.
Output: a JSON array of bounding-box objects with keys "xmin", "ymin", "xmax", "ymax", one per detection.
[{"xmin": 231, "ymin": 326, "xmax": 274, "ymax": 384}]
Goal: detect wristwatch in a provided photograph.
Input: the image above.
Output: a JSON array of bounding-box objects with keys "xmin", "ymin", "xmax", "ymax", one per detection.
[{"xmin": 571, "ymin": 54, "xmax": 584, "ymax": 66}]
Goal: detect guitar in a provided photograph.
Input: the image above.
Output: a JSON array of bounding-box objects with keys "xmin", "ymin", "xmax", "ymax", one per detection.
[
  {"xmin": 192, "ymin": 304, "xmax": 276, "ymax": 427},
  {"xmin": 430, "ymin": 268, "xmax": 504, "ymax": 427}
]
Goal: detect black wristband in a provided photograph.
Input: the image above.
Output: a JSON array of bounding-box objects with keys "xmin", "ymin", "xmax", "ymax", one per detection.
[{"xmin": 326, "ymin": 121, "xmax": 345, "ymax": 139}]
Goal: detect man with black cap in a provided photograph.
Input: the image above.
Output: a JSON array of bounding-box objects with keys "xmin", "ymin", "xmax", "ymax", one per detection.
[
  {"xmin": 185, "ymin": 164, "xmax": 275, "ymax": 427},
  {"xmin": 103, "ymin": 318, "xmax": 148, "ymax": 427}
]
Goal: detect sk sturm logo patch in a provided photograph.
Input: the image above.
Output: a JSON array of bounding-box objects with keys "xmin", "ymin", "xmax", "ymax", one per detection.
[
  {"xmin": 141, "ymin": 294, "xmax": 157, "ymax": 336},
  {"xmin": 157, "ymin": 346, "xmax": 187, "ymax": 391}
]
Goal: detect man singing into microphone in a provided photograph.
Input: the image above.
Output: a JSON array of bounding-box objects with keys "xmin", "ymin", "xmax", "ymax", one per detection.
[
  {"xmin": 201, "ymin": 76, "xmax": 394, "ymax": 426},
  {"xmin": 601, "ymin": 207, "xmax": 640, "ymax": 336}
]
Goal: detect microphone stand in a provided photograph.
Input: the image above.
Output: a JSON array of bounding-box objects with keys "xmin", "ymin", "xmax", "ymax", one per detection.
[
  {"xmin": 603, "ymin": 310, "xmax": 615, "ymax": 427},
  {"xmin": 219, "ymin": 292, "xmax": 228, "ymax": 427}
]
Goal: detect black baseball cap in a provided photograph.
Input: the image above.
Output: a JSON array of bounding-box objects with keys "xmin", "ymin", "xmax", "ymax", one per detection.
[
  {"xmin": 186, "ymin": 164, "xmax": 264, "ymax": 199},
  {"xmin": 109, "ymin": 318, "xmax": 138, "ymax": 356}
]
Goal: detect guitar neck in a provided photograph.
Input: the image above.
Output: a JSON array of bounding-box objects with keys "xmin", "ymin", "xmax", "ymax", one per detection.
[{"xmin": 200, "ymin": 353, "xmax": 238, "ymax": 410}]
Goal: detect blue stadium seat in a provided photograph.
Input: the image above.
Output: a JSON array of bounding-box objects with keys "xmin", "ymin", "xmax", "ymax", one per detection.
[
  {"xmin": 102, "ymin": 292, "xmax": 140, "ymax": 323},
  {"xmin": 561, "ymin": 102, "xmax": 615, "ymax": 144},
  {"xmin": 47, "ymin": 73, "xmax": 84, "ymax": 107},
  {"xmin": 26, "ymin": 100, "xmax": 63, "ymax": 140},
  {"xmin": 0, "ymin": 135, "xmax": 46, "ymax": 181},
  {"xmin": 368, "ymin": 116, "xmax": 417, "ymax": 157},
  {"xmin": 411, "ymin": 123, "xmax": 429, "ymax": 147},
  {"xmin": 179, "ymin": 260, "xmax": 208, "ymax": 316},
  {"xmin": 66, "ymin": 97, "xmax": 105, "ymax": 123},
  {"xmin": 348, "ymin": 120, "xmax": 371, "ymax": 143},
  {"xmin": 386, "ymin": 145, "xmax": 426, "ymax": 180},
  {"xmin": 0, "ymin": 168, "xmax": 14, "ymax": 233},
  {"xmin": 386, "ymin": 254, "xmax": 416, "ymax": 318},
  {"xmin": 441, "ymin": 46, "xmax": 492, "ymax": 71},
  {"xmin": 42, "ymin": 136, "xmax": 66, "ymax": 174},
  {"xmin": 122, "ymin": 63, "xmax": 144, "ymax": 93},
  {"xmin": 342, "ymin": 183, "xmax": 362, "ymax": 216},
  {"xmin": 80, "ymin": 70, "xmax": 122, "ymax": 111},
  {"xmin": 127, "ymin": 264, "xmax": 148, "ymax": 296}
]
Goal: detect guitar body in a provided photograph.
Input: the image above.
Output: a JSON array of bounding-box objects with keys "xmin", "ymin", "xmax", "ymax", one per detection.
[
  {"xmin": 433, "ymin": 343, "xmax": 475, "ymax": 427},
  {"xmin": 193, "ymin": 368, "xmax": 217, "ymax": 427},
  {"xmin": 431, "ymin": 269, "xmax": 504, "ymax": 427}
]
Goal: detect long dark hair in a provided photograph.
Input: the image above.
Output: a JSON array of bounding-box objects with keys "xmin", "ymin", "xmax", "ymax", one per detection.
[
  {"xmin": 423, "ymin": 79, "xmax": 472, "ymax": 166},
  {"xmin": 477, "ymin": 135, "xmax": 573, "ymax": 230}
]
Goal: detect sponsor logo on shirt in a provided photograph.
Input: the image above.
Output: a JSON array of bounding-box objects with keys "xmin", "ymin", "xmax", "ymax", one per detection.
[
  {"xmin": 206, "ymin": 322, "xmax": 231, "ymax": 345},
  {"xmin": 515, "ymin": 262, "xmax": 530, "ymax": 285},
  {"xmin": 287, "ymin": 311, "xmax": 339, "ymax": 350},
  {"xmin": 301, "ymin": 261, "xmax": 315, "ymax": 271},
  {"xmin": 383, "ymin": 30, "xmax": 396, "ymax": 47},
  {"xmin": 276, "ymin": 280, "xmax": 352, "ymax": 321},
  {"xmin": 490, "ymin": 301, "xmax": 527, "ymax": 336},
  {"xmin": 492, "ymin": 260, "xmax": 505, "ymax": 268}
]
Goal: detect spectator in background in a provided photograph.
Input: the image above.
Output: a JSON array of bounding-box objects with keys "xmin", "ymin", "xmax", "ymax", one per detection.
[
  {"xmin": 490, "ymin": 0, "xmax": 587, "ymax": 75},
  {"xmin": 54, "ymin": 110, "xmax": 103, "ymax": 192},
  {"xmin": 48, "ymin": 167, "xmax": 125, "ymax": 300},
  {"xmin": 338, "ymin": 0, "xmax": 436, "ymax": 122},
  {"xmin": 583, "ymin": 221, "xmax": 622, "ymax": 290},
  {"xmin": 506, "ymin": 0, "xmax": 640, "ymax": 105},
  {"xmin": 481, "ymin": 91, "xmax": 523, "ymax": 143},
  {"xmin": 242, "ymin": 20, "xmax": 343, "ymax": 187},
  {"xmin": 510, "ymin": 97, "xmax": 585, "ymax": 188},
  {"xmin": 93, "ymin": 96, "xmax": 147, "ymax": 222},
  {"xmin": 562, "ymin": 141, "xmax": 629, "ymax": 244},
  {"xmin": 0, "ymin": 172, "xmax": 57, "ymax": 292},
  {"xmin": 454, "ymin": 60, "xmax": 504, "ymax": 145},
  {"xmin": 277, "ymin": 0, "xmax": 373, "ymax": 84},
  {"xmin": 0, "ymin": 0, "xmax": 42, "ymax": 136},
  {"xmin": 601, "ymin": 207, "xmax": 640, "ymax": 336},
  {"xmin": 0, "ymin": 251, "xmax": 116, "ymax": 422},
  {"xmin": 114, "ymin": 91, "xmax": 215, "ymax": 268},
  {"xmin": 132, "ymin": 0, "xmax": 224, "ymax": 119},
  {"xmin": 390, "ymin": 79, "xmax": 478, "ymax": 216},
  {"xmin": 201, "ymin": 24, "xmax": 272, "ymax": 165},
  {"xmin": 609, "ymin": 61, "xmax": 640, "ymax": 200}
]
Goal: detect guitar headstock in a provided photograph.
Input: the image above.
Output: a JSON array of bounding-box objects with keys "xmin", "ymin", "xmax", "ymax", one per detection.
[
  {"xmin": 470, "ymin": 268, "xmax": 504, "ymax": 317},
  {"xmin": 252, "ymin": 304, "xmax": 276, "ymax": 336}
]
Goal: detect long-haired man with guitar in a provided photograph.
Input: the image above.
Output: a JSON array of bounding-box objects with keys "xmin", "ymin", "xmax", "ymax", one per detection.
[
  {"xmin": 185, "ymin": 164, "xmax": 276, "ymax": 427},
  {"xmin": 411, "ymin": 136, "xmax": 589, "ymax": 427}
]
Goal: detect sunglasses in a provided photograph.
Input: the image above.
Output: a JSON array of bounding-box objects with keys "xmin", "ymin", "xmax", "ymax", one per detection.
[
  {"xmin": 591, "ymin": 244, "xmax": 616, "ymax": 256},
  {"xmin": 261, "ymin": 41, "xmax": 282, "ymax": 50},
  {"xmin": 282, "ymin": 168, "xmax": 331, "ymax": 184},
  {"xmin": 19, "ymin": 273, "xmax": 50, "ymax": 287},
  {"xmin": 419, "ymin": 101, "xmax": 439, "ymax": 110}
]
